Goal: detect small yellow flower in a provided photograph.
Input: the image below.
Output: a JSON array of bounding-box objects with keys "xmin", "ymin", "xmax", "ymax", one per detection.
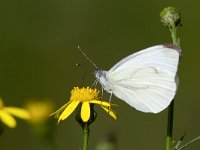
[
  {"xmin": 50, "ymin": 87, "xmax": 117, "ymax": 123},
  {"xmin": 0, "ymin": 98, "xmax": 31, "ymax": 128},
  {"xmin": 25, "ymin": 99, "xmax": 54, "ymax": 124}
]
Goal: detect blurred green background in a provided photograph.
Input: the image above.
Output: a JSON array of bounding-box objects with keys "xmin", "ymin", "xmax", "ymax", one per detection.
[{"xmin": 0, "ymin": 0, "xmax": 199, "ymax": 149}]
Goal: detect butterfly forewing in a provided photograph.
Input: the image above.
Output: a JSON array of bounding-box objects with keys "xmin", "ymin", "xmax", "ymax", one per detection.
[
  {"xmin": 105, "ymin": 44, "xmax": 180, "ymax": 113},
  {"xmin": 108, "ymin": 45, "xmax": 180, "ymax": 75}
]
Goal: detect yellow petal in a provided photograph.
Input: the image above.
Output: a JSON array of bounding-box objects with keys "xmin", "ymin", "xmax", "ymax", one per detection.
[
  {"xmin": 81, "ymin": 102, "xmax": 90, "ymax": 122},
  {"xmin": 58, "ymin": 100, "xmax": 80, "ymax": 122},
  {"xmin": 0, "ymin": 110, "xmax": 16, "ymax": 128},
  {"xmin": 49, "ymin": 101, "xmax": 72, "ymax": 118},
  {"xmin": 100, "ymin": 105, "xmax": 117, "ymax": 120},
  {"xmin": 4, "ymin": 107, "xmax": 31, "ymax": 120},
  {"xmin": 90, "ymin": 100, "xmax": 111, "ymax": 107}
]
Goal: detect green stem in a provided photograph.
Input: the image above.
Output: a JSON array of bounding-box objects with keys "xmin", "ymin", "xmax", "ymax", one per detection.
[
  {"xmin": 171, "ymin": 23, "xmax": 179, "ymax": 46},
  {"xmin": 166, "ymin": 100, "xmax": 174, "ymax": 150},
  {"xmin": 83, "ymin": 125, "xmax": 89, "ymax": 150},
  {"xmin": 177, "ymin": 136, "xmax": 200, "ymax": 150},
  {"xmin": 166, "ymin": 23, "xmax": 179, "ymax": 150}
]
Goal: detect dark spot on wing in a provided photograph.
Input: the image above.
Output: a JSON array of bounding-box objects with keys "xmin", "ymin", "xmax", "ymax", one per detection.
[{"xmin": 151, "ymin": 67, "xmax": 159, "ymax": 74}]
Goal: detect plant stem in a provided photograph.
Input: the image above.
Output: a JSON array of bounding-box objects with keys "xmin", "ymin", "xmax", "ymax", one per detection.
[
  {"xmin": 177, "ymin": 136, "xmax": 200, "ymax": 150},
  {"xmin": 166, "ymin": 100, "xmax": 174, "ymax": 150},
  {"xmin": 171, "ymin": 23, "xmax": 179, "ymax": 46},
  {"xmin": 83, "ymin": 125, "xmax": 89, "ymax": 150},
  {"xmin": 166, "ymin": 23, "xmax": 179, "ymax": 150}
]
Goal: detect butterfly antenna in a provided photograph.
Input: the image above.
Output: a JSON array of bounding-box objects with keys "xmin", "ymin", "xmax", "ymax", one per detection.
[{"xmin": 77, "ymin": 45, "xmax": 99, "ymax": 70}]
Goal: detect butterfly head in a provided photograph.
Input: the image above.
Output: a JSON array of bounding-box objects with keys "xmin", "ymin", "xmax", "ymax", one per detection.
[
  {"xmin": 95, "ymin": 69, "xmax": 104, "ymax": 79},
  {"xmin": 95, "ymin": 69, "xmax": 113, "ymax": 93}
]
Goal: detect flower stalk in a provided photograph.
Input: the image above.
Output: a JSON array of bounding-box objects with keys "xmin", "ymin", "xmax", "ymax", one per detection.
[
  {"xmin": 160, "ymin": 6, "xmax": 181, "ymax": 150},
  {"xmin": 83, "ymin": 124, "xmax": 89, "ymax": 150},
  {"xmin": 166, "ymin": 100, "xmax": 174, "ymax": 150},
  {"xmin": 166, "ymin": 20, "xmax": 180, "ymax": 150}
]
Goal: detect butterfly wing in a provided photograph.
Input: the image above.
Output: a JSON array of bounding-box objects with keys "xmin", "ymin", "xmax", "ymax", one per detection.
[{"xmin": 106, "ymin": 44, "xmax": 181, "ymax": 113}]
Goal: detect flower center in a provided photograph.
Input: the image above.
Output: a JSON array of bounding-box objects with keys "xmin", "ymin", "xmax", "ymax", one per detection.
[{"xmin": 70, "ymin": 87, "xmax": 99, "ymax": 102}]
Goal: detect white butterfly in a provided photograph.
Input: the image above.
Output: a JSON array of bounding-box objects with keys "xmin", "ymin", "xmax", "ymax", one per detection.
[
  {"xmin": 94, "ymin": 44, "xmax": 181, "ymax": 113},
  {"xmin": 78, "ymin": 44, "xmax": 181, "ymax": 113}
]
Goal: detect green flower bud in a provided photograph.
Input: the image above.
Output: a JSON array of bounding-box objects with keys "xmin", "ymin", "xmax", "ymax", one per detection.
[{"xmin": 160, "ymin": 7, "xmax": 181, "ymax": 28}]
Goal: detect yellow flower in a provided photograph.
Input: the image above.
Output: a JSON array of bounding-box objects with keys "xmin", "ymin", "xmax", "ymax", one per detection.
[
  {"xmin": 50, "ymin": 87, "xmax": 117, "ymax": 123},
  {"xmin": 0, "ymin": 98, "xmax": 31, "ymax": 128},
  {"xmin": 25, "ymin": 99, "xmax": 54, "ymax": 124}
]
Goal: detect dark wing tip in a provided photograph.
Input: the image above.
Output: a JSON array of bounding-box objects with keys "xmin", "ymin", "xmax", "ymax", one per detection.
[{"xmin": 163, "ymin": 43, "xmax": 182, "ymax": 56}]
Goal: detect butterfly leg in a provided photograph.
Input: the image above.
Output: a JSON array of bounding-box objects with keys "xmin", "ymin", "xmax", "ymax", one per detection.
[
  {"xmin": 100, "ymin": 86, "xmax": 104, "ymax": 99},
  {"xmin": 109, "ymin": 92, "xmax": 113, "ymax": 103},
  {"xmin": 91, "ymin": 79, "xmax": 98, "ymax": 88}
]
